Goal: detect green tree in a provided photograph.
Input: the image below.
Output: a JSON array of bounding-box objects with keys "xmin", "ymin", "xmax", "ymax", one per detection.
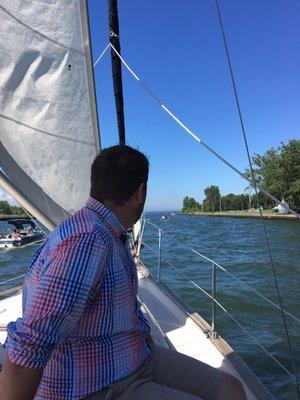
[
  {"xmin": 203, "ymin": 185, "xmax": 220, "ymax": 212},
  {"xmin": 280, "ymin": 140, "xmax": 300, "ymax": 206},
  {"xmin": 9, "ymin": 206, "xmax": 24, "ymax": 215},
  {"xmin": 220, "ymin": 193, "xmax": 248, "ymax": 211},
  {"xmin": 0, "ymin": 200, "xmax": 12, "ymax": 215},
  {"xmin": 247, "ymin": 140, "xmax": 300, "ymax": 208},
  {"xmin": 182, "ymin": 196, "xmax": 200, "ymax": 213}
]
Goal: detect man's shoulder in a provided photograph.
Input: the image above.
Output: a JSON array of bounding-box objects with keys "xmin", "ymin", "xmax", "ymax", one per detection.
[{"xmin": 47, "ymin": 206, "xmax": 113, "ymax": 250}]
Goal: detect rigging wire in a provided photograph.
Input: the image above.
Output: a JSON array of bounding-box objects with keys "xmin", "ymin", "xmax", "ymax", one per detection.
[
  {"xmin": 214, "ymin": 0, "xmax": 300, "ymax": 396},
  {"xmin": 94, "ymin": 41, "xmax": 300, "ymax": 394},
  {"xmin": 105, "ymin": 42, "xmax": 299, "ymax": 219},
  {"xmin": 93, "ymin": 43, "xmax": 111, "ymax": 67}
]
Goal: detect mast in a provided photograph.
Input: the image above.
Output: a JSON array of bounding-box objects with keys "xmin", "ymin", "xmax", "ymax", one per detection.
[{"xmin": 108, "ymin": 0, "xmax": 126, "ymax": 145}]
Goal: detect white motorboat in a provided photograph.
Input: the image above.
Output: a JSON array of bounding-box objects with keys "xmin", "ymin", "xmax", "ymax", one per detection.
[{"xmin": 0, "ymin": 219, "xmax": 44, "ymax": 249}]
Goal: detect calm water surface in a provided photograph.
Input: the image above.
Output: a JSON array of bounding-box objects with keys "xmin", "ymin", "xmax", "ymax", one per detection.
[{"xmin": 0, "ymin": 215, "xmax": 299, "ymax": 399}]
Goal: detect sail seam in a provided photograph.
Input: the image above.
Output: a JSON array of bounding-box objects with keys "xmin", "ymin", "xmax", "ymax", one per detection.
[
  {"xmin": 0, "ymin": 4, "xmax": 84, "ymax": 55},
  {"xmin": 0, "ymin": 113, "xmax": 94, "ymax": 147},
  {"xmin": 49, "ymin": 148, "xmax": 80, "ymax": 210}
]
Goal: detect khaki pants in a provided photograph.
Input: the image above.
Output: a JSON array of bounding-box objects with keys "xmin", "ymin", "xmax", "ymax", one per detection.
[{"xmin": 85, "ymin": 345, "xmax": 238, "ymax": 400}]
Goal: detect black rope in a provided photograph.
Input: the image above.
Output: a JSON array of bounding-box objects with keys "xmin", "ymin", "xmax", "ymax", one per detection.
[{"xmin": 214, "ymin": 0, "xmax": 300, "ymax": 396}]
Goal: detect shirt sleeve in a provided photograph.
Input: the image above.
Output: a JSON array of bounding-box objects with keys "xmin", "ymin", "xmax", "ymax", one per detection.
[{"xmin": 5, "ymin": 232, "xmax": 108, "ymax": 369}]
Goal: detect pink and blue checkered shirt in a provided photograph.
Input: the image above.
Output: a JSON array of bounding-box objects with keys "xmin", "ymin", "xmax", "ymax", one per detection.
[{"xmin": 5, "ymin": 198, "xmax": 151, "ymax": 399}]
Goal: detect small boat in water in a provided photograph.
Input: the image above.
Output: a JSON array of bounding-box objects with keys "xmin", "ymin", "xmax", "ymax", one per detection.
[{"xmin": 0, "ymin": 219, "xmax": 44, "ymax": 249}]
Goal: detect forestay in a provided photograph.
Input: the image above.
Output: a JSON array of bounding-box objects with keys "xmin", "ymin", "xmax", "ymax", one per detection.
[{"xmin": 0, "ymin": 0, "xmax": 100, "ymax": 227}]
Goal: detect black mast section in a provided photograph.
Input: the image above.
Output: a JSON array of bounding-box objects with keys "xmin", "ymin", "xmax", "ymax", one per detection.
[{"xmin": 108, "ymin": 0, "xmax": 126, "ymax": 145}]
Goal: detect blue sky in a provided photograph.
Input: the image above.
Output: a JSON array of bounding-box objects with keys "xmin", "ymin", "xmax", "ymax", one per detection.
[
  {"xmin": 89, "ymin": 0, "xmax": 300, "ymax": 211},
  {"xmin": 1, "ymin": 1, "xmax": 299, "ymax": 211}
]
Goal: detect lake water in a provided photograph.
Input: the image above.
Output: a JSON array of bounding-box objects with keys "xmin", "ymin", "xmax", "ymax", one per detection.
[{"xmin": 0, "ymin": 215, "xmax": 299, "ymax": 399}]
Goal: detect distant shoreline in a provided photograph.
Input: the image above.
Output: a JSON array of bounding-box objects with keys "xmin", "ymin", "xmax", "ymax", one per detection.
[
  {"xmin": 180, "ymin": 212, "xmax": 299, "ymax": 221},
  {"xmin": 0, "ymin": 215, "xmax": 31, "ymax": 221}
]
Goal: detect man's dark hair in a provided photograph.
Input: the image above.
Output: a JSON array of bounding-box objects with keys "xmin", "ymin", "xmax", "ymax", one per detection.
[{"xmin": 90, "ymin": 145, "xmax": 149, "ymax": 205}]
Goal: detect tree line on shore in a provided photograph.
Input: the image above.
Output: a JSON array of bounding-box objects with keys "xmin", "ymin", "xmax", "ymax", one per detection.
[
  {"xmin": 0, "ymin": 201, "xmax": 24, "ymax": 216},
  {"xmin": 182, "ymin": 140, "xmax": 300, "ymax": 213},
  {"xmin": 182, "ymin": 191, "xmax": 269, "ymax": 213}
]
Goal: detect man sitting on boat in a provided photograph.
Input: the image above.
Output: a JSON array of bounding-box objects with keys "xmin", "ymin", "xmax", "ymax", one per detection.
[{"xmin": 0, "ymin": 146, "xmax": 246, "ymax": 400}]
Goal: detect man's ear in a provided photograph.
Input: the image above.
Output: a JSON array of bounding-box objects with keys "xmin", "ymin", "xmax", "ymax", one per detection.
[{"xmin": 136, "ymin": 182, "xmax": 147, "ymax": 203}]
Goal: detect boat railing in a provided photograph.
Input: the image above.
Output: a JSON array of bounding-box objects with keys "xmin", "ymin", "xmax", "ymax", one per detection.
[
  {"xmin": 139, "ymin": 218, "xmax": 298, "ymax": 380},
  {"xmin": 0, "ymin": 221, "xmax": 297, "ymax": 381},
  {"xmin": 0, "ymin": 274, "xmax": 25, "ymax": 299}
]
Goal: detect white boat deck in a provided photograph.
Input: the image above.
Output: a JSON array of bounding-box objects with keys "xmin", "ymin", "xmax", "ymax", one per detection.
[
  {"xmin": 0, "ymin": 292, "xmax": 22, "ymax": 345},
  {"xmin": 137, "ymin": 265, "xmax": 274, "ymax": 400}
]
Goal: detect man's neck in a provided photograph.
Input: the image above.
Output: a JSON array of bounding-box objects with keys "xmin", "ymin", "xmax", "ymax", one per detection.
[{"xmin": 103, "ymin": 201, "xmax": 133, "ymax": 231}]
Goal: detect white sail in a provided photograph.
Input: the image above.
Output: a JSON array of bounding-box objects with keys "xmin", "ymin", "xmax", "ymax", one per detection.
[{"xmin": 0, "ymin": 0, "xmax": 100, "ymax": 225}]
